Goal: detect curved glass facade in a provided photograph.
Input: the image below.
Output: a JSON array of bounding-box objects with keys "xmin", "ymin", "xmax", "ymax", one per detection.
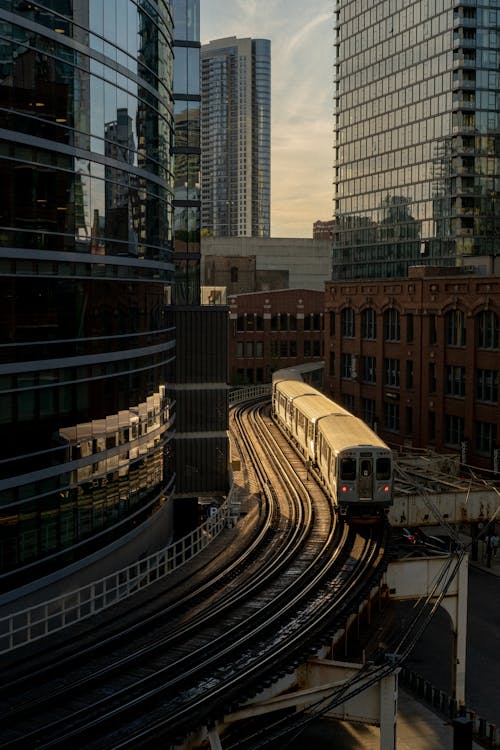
[
  {"xmin": 0, "ymin": 0, "xmax": 176, "ymax": 590},
  {"xmin": 172, "ymin": 0, "xmax": 201, "ymax": 305},
  {"xmin": 333, "ymin": 0, "xmax": 500, "ymax": 280}
]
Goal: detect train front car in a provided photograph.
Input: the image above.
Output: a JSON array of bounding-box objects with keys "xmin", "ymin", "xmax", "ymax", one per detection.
[
  {"xmin": 317, "ymin": 414, "xmax": 393, "ymax": 521},
  {"xmin": 272, "ymin": 368, "xmax": 393, "ymax": 522}
]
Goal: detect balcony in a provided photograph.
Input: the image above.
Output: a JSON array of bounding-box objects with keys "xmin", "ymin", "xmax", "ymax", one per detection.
[
  {"xmin": 453, "ymin": 16, "xmax": 477, "ymax": 28},
  {"xmin": 452, "ymin": 79, "xmax": 477, "ymax": 91},
  {"xmin": 454, "ymin": 38, "xmax": 477, "ymax": 49},
  {"xmin": 453, "ymin": 54, "xmax": 476, "ymax": 69}
]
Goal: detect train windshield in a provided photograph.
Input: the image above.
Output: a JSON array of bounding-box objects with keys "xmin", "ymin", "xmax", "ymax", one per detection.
[
  {"xmin": 340, "ymin": 457, "xmax": 356, "ymax": 480},
  {"xmin": 376, "ymin": 457, "xmax": 391, "ymax": 480},
  {"xmin": 360, "ymin": 459, "xmax": 372, "ymax": 477}
]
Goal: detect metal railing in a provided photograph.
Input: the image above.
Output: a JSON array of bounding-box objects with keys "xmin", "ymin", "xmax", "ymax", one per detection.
[
  {"xmin": 229, "ymin": 384, "xmax": 271, "ymax": 404},
  {"xmin": 400, "ymin": 667, "xmax": 500, "ymax": 747},
  {"xmin": 0, "ymin": 385, "xmax": 271, "ymax": 655},
  {"xmin": 0, "ymin": 499, "xmax": 230, "ymax": 655}
]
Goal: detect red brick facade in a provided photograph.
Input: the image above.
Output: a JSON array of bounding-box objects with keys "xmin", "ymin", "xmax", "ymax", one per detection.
[
  {"xmin": 228, "ymin": 290, "xmax": 325, "ymax": 385},
  {"xmin": 313, "ymin": 219, "xmax": 335, "ymax": 240},
  {"xmin": 325, "ymin": 267, "xmax": 500, "ymax": 472}
]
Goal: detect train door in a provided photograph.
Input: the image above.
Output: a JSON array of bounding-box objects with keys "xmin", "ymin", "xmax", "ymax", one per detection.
[{"xmin": 358, "ymin": 458, "xmax": 373, "ymax": 499}]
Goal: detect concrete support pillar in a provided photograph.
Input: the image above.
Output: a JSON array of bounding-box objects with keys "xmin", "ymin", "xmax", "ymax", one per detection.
[
  {"xmin": 452, "ymin": 554, "xmax": 468, "ymax": 705},
  {"xmin": 379, "ymin": 670, "xmax": 398, "ymax": 750},
  {"xmin": 442, "ymin": 554, "xmax": 468, "ymax": 705},
  {"xmin": 207, "ymin": 725, "xmax": 223, "ymax": 750}
]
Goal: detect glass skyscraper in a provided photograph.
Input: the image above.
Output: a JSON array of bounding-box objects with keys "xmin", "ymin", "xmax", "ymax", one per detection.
[
  {"xmin": 333, "ymin": 0, "xmax": 500, "ymax": 280},
  {"xmin": 0, "ymin": 1, "xmax": 176, "ymax": 590},
  {"xmin": 201, "ymin": 36, "xmax": 271, "ymax": 238}
]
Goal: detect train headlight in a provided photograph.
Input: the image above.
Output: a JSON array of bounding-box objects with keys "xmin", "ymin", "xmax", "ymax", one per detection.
[
  {"xmin": 384, "ymin": 485, "xmax": 390, "ymax": 492},
  {"xmin": 341, "ymin": 485, "xmax": 349, "ymax": 492}
]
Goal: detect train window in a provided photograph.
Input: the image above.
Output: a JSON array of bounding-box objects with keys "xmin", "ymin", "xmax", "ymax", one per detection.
[
  {"xmin": 340, "ymin": 457, "xmax": 356, "ymax": 480},
  {"xmin": 321, "ymin": 437, "xmax": 328, "ymax": 460},
  {"xmin": 376, "ymin": 457, "xmax": 391, "ymax": 480},
  {"xmin": 360, "ymin": 459, "xmax": 372, "ymax": 477}
]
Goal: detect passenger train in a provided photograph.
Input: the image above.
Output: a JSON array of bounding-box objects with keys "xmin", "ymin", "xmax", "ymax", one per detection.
[{"xmin": 272, "ymin": 368, "xmax": 393, "ymax": 519}]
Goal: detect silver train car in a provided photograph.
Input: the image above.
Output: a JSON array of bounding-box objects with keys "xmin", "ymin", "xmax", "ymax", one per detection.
[{"xmin": 272, "ymin": 368, "xmax": 393, "ymax": 518}]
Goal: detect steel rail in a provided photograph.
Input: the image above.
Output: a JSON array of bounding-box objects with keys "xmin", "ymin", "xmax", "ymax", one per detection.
[
  {"xmin": 0, "ymin": 402, "xmax": 276, "ymax": 690},
  {"xmin": 0, "ymin": 400, "xmax": 333, "ymax": 747},
  {"xmin": 0, "ymin": 401, "xmax": 387, "ymax": 750},
  {"xmin": 102, "ymin": 527, "xmax": 385, "ymax": 749}
]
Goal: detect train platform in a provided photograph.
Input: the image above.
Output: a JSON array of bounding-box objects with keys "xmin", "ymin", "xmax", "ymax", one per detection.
[
  {"xmin": 468, "ymin": 544, "xmax": 500, "ymax": 577},
  {"xmin": 273, "ymin": 689, "xmax": 484, "ymax": 749}
]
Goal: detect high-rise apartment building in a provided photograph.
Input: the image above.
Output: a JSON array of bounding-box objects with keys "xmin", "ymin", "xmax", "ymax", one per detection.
[
  {"xmin": 333, "ymin": 0, "xmax": 500, "ymax": 280},
  {"xmin": 0, "ymin": 2, "xmax": 177, "ymax": 592},
  {"xmin": 201, "ymin": 36, "xmax": 271, "ymax": 238}
]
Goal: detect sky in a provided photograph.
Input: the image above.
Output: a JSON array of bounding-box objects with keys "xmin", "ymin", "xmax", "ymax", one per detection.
[{"xmin": 200, "ymin": 0, "xmax": 334, "ymax": 239}]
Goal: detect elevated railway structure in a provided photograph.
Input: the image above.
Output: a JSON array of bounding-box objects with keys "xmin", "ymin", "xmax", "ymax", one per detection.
[
  {"xmin": 0, "ymin": 386, "xmax": 498, "ymax": 748},
  {"xmin": 229, "ymin": 383, "xmax": 500, "ymax": 531},
  {"xmin": 0, "ymin": 400, "xmax": 390, "ymax": 750},
  {"xmin": 389, "ymin": 450, "xmax": 500, "ymax": 533}
]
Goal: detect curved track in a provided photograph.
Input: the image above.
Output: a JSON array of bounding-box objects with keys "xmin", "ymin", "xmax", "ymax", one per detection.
[{"xmin": 0, "ymin": 400, "xmax": 389, "ymax": 749}]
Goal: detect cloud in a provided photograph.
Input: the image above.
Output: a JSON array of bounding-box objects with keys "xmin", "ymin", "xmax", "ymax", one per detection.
[
  {"xmin": 233, "ymin": 0, "xmax": 260, "ymax": 24},
  {"xmin": 283, "ymin": 11, "xmax": 332, "ymax": 57},
  {"xmin": 272, "ymin": 117, "xmax": 333, "ymax": 237}
]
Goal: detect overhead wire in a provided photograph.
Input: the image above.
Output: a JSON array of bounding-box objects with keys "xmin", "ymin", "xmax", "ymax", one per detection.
[{"xmin": 227, "ymin": 457, "xmax": 477, "ymax": 749}]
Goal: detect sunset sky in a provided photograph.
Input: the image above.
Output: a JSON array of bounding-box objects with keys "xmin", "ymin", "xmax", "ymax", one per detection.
[{"xmin": 200, "ymin": 1, "xmax": 334, "ymax": 238}]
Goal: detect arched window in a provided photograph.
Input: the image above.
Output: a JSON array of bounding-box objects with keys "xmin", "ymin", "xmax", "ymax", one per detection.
[
  {"xmin": 446, "ymin": 310, "xmax": 466, "ymax": 346},
  {"xmin": 361, "ymin": 308, "xmax": 377, "ymax": 339},
  {"xmin": 476, "ymin": 310, "xmax": 499, "ymax": 349},
  {"xmin": 341, "ymin": 307, "xmax": 355, "ymax": 337},
  {"xmin": 383, "ymin": 308, "xmax": 400, "ymax": 342}
]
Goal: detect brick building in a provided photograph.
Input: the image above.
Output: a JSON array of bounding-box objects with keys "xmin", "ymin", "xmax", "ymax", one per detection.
[
  {"xmin": 202, "ymin": 236, "xmax": 331, "ymax": 293},
  {"xmin": 325, "ymin": 266, "xmax": 500, "ymax": 472},
  {"xmin": 313, "ymin": 219, "xmax": 335, "ymax": 240},
  {"xmin": 228, "ymin": 290, "xmax": 324, "ymax": 385}
]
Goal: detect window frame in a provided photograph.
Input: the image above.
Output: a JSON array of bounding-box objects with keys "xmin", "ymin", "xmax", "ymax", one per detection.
[
  {"xmin": 361, "ymin": 307, "xmax": 377, "ymax": 340},
  {"xmin": 341, "ymin": 307, "xmax": 355, "ymax": 338},
  {"xmin": 383, "ymin": 308, "xmax": 401, "ymax": 342}
]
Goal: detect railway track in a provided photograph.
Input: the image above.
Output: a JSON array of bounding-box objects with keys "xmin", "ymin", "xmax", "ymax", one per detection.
[{"xmin": 0, "ymin": 399, "xmax": 389, "ymax": 749}]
